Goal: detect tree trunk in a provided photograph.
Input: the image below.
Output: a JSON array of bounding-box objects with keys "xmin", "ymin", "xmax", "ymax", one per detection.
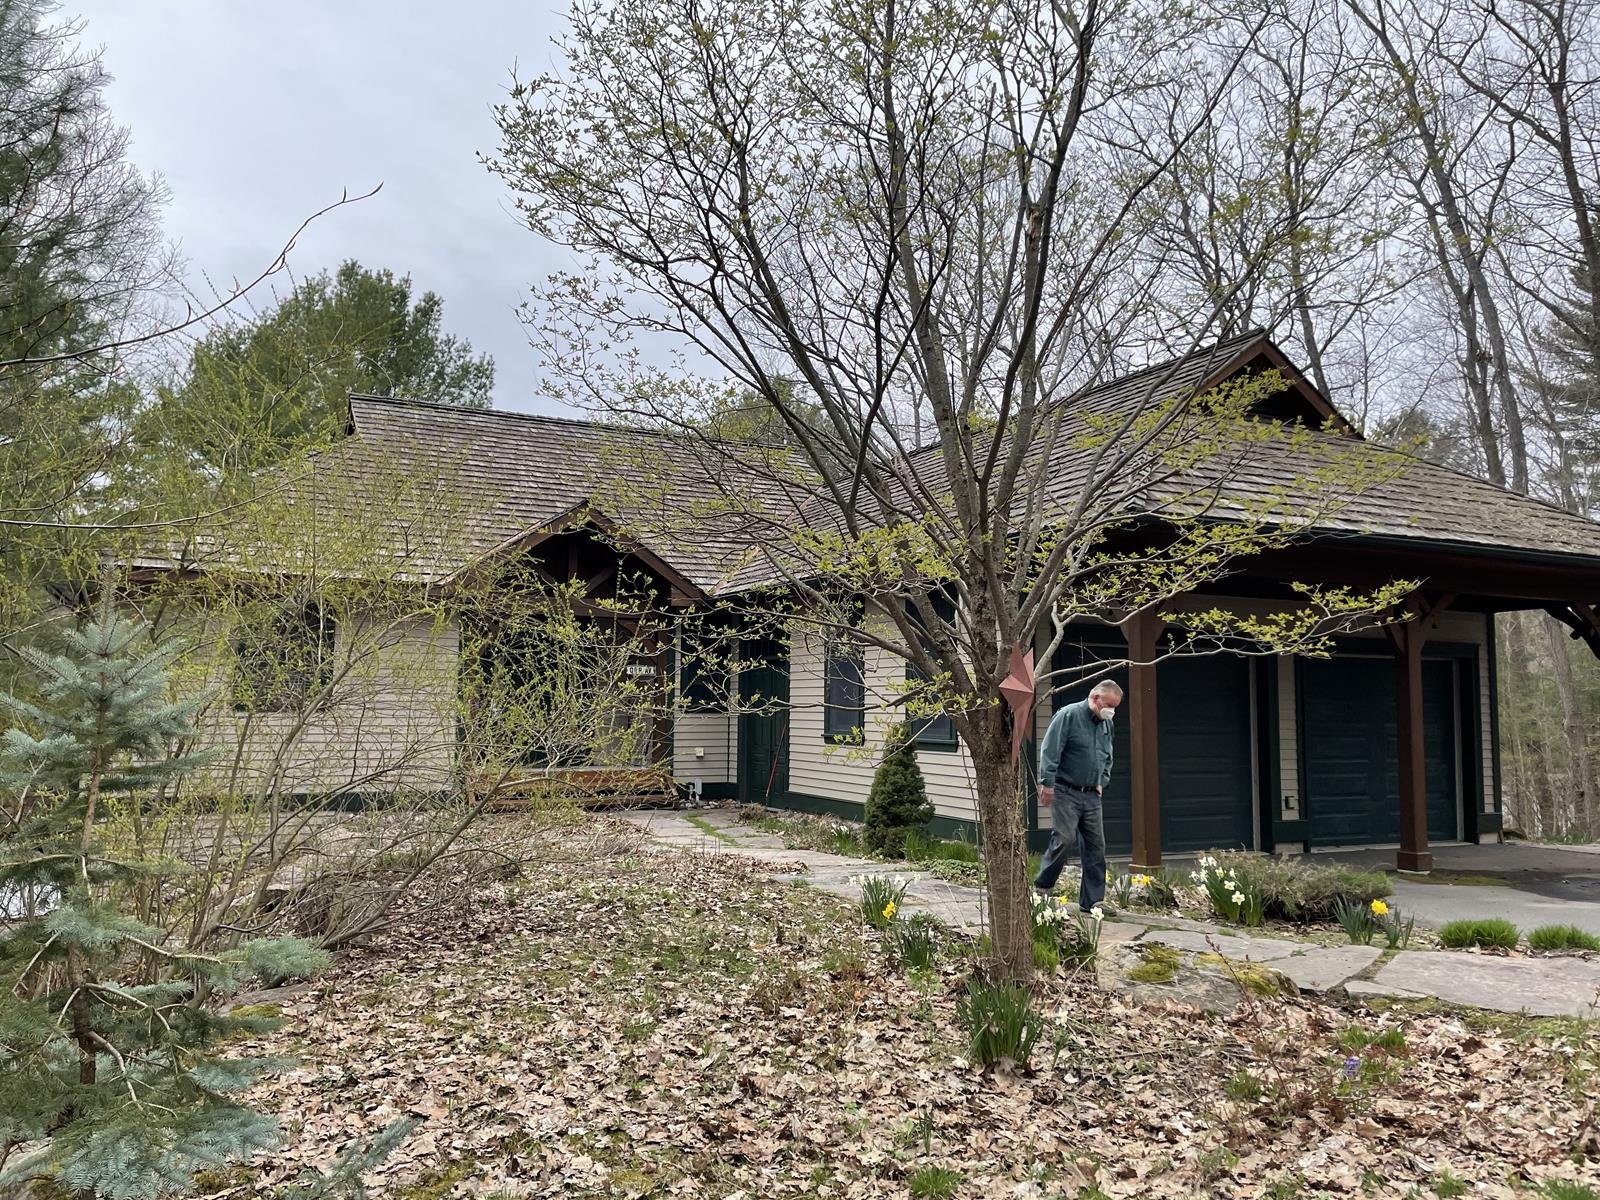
[
  {"xmin": 1543, "ymin": 614, "xmax": 1594, "ymax": 838},
  {"xmin": 970, "ymin": 709, "xmax": 1032, "ymax": 983}
]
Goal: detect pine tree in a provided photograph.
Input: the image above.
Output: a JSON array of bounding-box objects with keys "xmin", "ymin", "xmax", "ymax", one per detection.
[
  {"xmin": 863, "ymin": 724, "xmax": 933, "ymax": 856},
  {"xmin": 1524, "ymin": 256, "xmax": 1600, "ymax": 514},
  {"xmin": 0, "ymin": 600, "xmax": 328, "ymax": 1197}
]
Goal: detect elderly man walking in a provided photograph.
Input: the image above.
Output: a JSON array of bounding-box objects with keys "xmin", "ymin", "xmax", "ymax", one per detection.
[{"xmin": 1034, "ymin": 679, "xmax": 1123, "ymax": 911}]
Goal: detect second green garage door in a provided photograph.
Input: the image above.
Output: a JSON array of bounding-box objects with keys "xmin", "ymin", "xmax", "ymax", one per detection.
[
  {"xmin": 1299, "ymin": 657, "xmax": 1459, "ymax": 846},
  {"xmin": 1052, "ymin": 647, "xmax": 1255, "ymax": 855}
]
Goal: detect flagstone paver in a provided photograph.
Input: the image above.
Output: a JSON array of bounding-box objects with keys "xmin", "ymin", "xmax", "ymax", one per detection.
[
  {"xmin": 618, "ymin": 807, "xmax": 1600, "ymax": 1016},
  {"xmin": 1274, "ymin": 946, "xmax": 1385, "ymax": 992},
  {"xmin": 1141, "ymin": 928, "xmax": 1303, "ymax": 962},
  {"xmin": 1368, "ymin": 950, "xmax": 1600, "ymax": 1018}
]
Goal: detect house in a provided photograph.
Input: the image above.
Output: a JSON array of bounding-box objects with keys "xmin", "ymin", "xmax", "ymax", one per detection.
[{"xmin": 135, "ymin": 332, "xmax": 1600, "ymax": 873}]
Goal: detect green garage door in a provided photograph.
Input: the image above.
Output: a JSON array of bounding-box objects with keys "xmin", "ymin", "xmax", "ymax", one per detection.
[
  {"xmin": 1051, "ymin": 645, "xmax": 1255, "ymax": 855},
  {"xmin": 1300, "ymin": 657, "xmax": 1458, "ymax": 847}
]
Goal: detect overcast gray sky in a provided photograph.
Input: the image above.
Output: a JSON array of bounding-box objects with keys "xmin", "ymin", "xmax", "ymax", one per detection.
[{"xmin": 72, "ymin": 1, "xmax": 572, "ymax": 415}]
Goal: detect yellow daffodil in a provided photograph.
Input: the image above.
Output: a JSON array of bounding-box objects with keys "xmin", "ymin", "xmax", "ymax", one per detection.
[
  {"xmin": 1370, "ymin": 899, "xmax": 1389, "ymax": 916},
  {"xmin": 883, "ymin": 900, "xmax": 897, "ymax": 920}
]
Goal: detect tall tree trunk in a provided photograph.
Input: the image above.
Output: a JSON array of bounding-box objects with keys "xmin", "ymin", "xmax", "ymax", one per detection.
[
  {"xmin": 971, "ymin": 710, "xmax": 1031, "ymax": 983},
  {"xmin": 1544, "ymin": 617, "xmax": 1595, "ymax": 838}
]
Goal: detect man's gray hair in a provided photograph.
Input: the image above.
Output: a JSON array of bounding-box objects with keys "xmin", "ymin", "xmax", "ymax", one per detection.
[{"xmin": 1089, "ymin": 679, "xmax": 1124, "ymax": 700}]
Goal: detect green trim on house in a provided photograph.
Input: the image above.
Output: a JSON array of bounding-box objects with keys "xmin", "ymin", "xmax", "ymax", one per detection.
[
  {"xmin": 771, "ymin": 788, "xmax": 1055, "ymax": 852},
  {"xmin": 768, "ymin": 789, "xmax": 981, "ymax": 844},
  {"xmin": 1487, "ymin": 614, "xmax": 1505, "ymax": 832}
]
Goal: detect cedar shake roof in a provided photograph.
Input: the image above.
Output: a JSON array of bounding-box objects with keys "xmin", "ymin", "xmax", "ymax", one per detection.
[
  {"xmin": 335, "ymin": 397, "xmax": 811, "ymax": 590},
  {"xmin": 143, "ymin": 333, "xmax": 1600, "ymax": 593}
]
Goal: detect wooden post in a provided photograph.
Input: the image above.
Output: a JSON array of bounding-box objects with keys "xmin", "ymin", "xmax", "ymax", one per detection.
[
  {"xmin": 1126, "ymin": 608, "xmax": 1163, "ymax": 870},
  {"xmin": 1389, "ymin": 594, "xmax": 1451, "ymax": 874},
  {"xmin": 1394, "ymin": 619, "xmax": 1431, "ymax": 873}
]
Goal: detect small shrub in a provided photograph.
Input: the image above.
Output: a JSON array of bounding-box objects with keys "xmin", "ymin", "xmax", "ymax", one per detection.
[
  {"xmin": 854, "ymin": 872, "xmax": 909, "ymax": 929},
  {"xmin": 956, "ymin": 976, "xmax": 1040, "ymax": 1069},
  {"xmin": 1437, "ymin": 917, "xmax": 1520, "ymax": 950},
  {"xmin": 907, "ymin": 1165, "xmax": 962, "ymax": 1199},
  {"xmin": 1528, "ymin": 924, "xmax": 1600, "ymax": 952},
  {"xmin": 863, "ymin": 723, "xmax": 933, "ymax": 856},
  {"xmin": 1205, "ymin": 852, "xmax": 1391, "ymax": 922},
  {"xmin": 891, "ymin": 914, "xmax": 942, "ymax": 970}
]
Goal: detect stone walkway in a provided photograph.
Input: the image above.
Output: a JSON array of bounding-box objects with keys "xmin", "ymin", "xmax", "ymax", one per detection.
[{"xmin": 618, "ymin": 808, "xmax": 1600, "ymax": 1019}]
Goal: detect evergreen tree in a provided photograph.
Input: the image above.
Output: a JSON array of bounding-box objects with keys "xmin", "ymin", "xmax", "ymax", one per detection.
[
  {"xmin": 1524, "ymin": 255, "xmax": 1600, "ymax": 514},
  {"xmin": 0, "ymin": 600, "xmax": 327, "ymax": 1197},
  {"xmin": 0, "ymin": 0, "xmax": 170, "ymax": 636},
  {"xmin": 139, "ymin": 260, "xmax": 494, "ymax": 477},
  {"xmin": 863, "ymin": 724, "xmax": 933, "ymax": 856}
]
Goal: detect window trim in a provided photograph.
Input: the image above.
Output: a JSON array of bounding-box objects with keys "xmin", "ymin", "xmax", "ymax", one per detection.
[{"xmin": 822, "ymin": 636, "xmax": 865, "ymax": 744}]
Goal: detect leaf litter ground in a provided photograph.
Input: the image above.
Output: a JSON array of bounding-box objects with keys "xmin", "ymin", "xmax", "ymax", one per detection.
[{"xmin": 234, "ymin": 816, "xmax": 1600, "ymax": 1199}]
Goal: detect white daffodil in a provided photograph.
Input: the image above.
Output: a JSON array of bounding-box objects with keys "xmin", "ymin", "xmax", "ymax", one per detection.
[
  {"xmin": 1090, "ymin": 906, "xmax": 1105, "ymax": 921},
  {"xmin": 1231, "ymin": 891, "xmax": 1245, "ymax": 905}
]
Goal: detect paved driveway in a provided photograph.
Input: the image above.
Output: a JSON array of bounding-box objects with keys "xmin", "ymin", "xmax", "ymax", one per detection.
[{"xmin": 1305, "ymin": 840, "xmax": 1600, "ymax": 934}]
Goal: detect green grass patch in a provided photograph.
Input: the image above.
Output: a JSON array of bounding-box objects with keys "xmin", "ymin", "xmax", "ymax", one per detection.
[
  {"xmin": 1528, "ymin": 924, "xmax": 1600, "ymax": 952},
  {"xmin": 1396, "ymin": 870, "xmax": 1510, "ymax": 888},
  {"xmin": 907, "ymin": 1165, "xmax": 962, "ymax": 1199},
  {"xmin": 1429, "ymin": 1168, "xmax": 1466, "ymax": 1197},
  {"xmin": 904, "ymin": 830, "xmax": 981, "ymax": 865},
  {"xmin": 1539, "ymin": 1183, "xmax": 1600, "ymax": 1200},
  {"xmin": 684, "ymin": 813, "xmax": 738, "ymax": 844},
  {"xmin": 1436, "ymin": 917, "xmax": 1520, "ymax": 950}
]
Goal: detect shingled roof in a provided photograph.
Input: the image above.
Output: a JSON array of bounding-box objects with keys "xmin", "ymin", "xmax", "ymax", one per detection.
[{"xmin": 142, "ymin": 334, "xmax": 1600, "ymax": 594}]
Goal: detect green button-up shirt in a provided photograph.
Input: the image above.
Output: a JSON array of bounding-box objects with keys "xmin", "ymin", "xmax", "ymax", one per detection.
[{"xmin": 1038, "ymin": 699, "xmax": 1114, "ymax": 791}]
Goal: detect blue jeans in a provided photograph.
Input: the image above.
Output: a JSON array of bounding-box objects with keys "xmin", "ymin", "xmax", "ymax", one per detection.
[{"xmin": 1034, "ymin": 785, "xmax": 1107, "ymax": 911}]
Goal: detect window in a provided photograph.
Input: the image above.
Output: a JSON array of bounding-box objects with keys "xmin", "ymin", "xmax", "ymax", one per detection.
[
  {"xmin": 233, "ymin": 601, "xmax": 335, "ymax": 712},
  {"xmin": 822, "ymin": 637, "xmax": 865, "ymax": 742},
  {"xmin": 905, "ymin": 662, "xmax": 957, "ymax": 749}
]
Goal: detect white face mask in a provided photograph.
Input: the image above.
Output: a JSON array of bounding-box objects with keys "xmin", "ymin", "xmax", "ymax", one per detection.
[{"xmin": 1093, "ymin": 702, "xmax": 1115, "ymax": 721}]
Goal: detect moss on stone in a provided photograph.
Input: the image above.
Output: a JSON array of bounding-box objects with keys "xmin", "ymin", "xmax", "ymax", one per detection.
[
  {"xmin": 1194, "ymin": 952, "xmax": 1291, "ymax": 996},
  {"xmin": 1126, "ymin": 943, "xmax": 1182, "ymax": 984}
]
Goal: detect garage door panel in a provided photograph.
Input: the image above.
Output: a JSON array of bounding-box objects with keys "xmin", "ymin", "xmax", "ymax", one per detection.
[
  {"xmin": 1302, "ymin": 657, "xmax": 1458, "ymax": 847},
  {"xmin": 1050, "ymin": 643, "xmax": 1255, "ymax": 856}
]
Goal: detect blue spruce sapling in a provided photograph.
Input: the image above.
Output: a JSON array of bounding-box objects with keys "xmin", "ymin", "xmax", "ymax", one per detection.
[{"xmin": 0, "ymin": 601, "xmax": 329, "ymax": 1196}]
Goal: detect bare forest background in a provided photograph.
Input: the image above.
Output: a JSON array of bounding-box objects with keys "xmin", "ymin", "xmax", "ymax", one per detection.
[{"xmin": 2, "ymin": 0, "xmax": 1600, "ymax": 841}]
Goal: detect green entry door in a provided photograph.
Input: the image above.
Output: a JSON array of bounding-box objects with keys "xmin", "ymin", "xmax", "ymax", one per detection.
[
  {"xmin": 1300, "ymin": 656, "xmax": 1459, "ymax": 847},
  {"xmin": 1050, "ymin": 641, "xmax": 1255, "ymax": 855},
  {"xmin": 738, "ymin": 646, "xmax": 789, "ymax": 806}
]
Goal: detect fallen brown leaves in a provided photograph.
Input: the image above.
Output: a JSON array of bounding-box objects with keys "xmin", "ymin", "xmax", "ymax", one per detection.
[{"xmin": 232, "ymin": 816, "xmax": 1600, "ymax": 1199}]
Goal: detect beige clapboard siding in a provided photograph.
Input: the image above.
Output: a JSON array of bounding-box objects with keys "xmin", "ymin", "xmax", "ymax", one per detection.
[
  {"xmin": 191, "ymin": 613, "xmax": 460, "ymax": 796},
  {"xmin": 786, "ymin": 624, "xmax": 984, "ymax": 823},
  {"xmin": 672, "ymin": 712, "xmax": 737, "ymax": 786}
]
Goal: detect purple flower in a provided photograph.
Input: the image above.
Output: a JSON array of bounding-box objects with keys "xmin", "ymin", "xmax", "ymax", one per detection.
[{"xmin": 1343, "ymin": 1055, "xmax": 1361, "ymax": 1080}]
